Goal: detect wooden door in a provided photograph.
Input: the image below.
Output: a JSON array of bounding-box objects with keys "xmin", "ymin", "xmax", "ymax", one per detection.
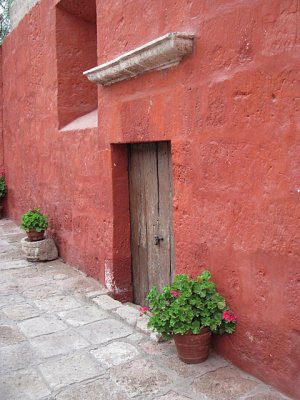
[{"xmin": 128, "ymin": 141, "xmax": 175, "ymax": 305}]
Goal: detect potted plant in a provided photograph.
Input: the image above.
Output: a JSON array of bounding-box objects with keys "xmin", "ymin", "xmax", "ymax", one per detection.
[
  {"xmin": 0, "ymin": 175, "xmax": 7, "ymax": 218},
  {"xmin": 21, "ymin": 208, "xmax": 48, "ymax": 241},
  {"xmin": 146, "ymin": 271, "xmax": 237, "ymax": 364}
]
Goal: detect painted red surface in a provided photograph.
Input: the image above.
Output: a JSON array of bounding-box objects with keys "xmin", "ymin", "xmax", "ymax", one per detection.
[
  {"xmin": 56, "ymin": 1, "xmax": 97, "ymax": 128},
  {"xmin": 1, "ymin": 0, "xmax": 300, "ymax": 397},
  {"xmin": 0, "ymin": 48, "xmax": 3, "ymax": 174}
]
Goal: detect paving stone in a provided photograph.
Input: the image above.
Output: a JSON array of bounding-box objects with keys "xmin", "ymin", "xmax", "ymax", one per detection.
[
  {"xmin": 114, "ymin": 305, "xmax": 140, "ymax": 326},
  {"xmin": 9, "ymin": 265, "xmax": 41, "ymax": 279},
  {"xmin": 155, "ymin": 391, "xmax": 192, "ymax": 400},
  {"xmin": 57, "ymin": 276, "xmax": 101, "ymax": 293},
  {"xmin": 15, "ymin": 263, "xmax": 50, "ymax": 276},
  {"xmin": 0, "ymin": 280, "xmax": 19, "ymax": 295},
  {"xmin": 0, "ymin": 243, "xmax": 18, "ymax": 254},
  {"xmin": 58, "ymin": 305, "xmax": 108, "ymax": 327},
  {"xmin": 78, "ymin": 319, "xmax": 133, "ymax": 345},
  {"xmin": 90, "ymin": 341, "xmax": 139, "ymax": 367},
  {"xmin": 22, "ymin": 284, "xmax": 63, "ymax": 299},
  {"xmin": 0, "ymin": 310, "xmax": 14, "ymax": 326},
  {"xmin": 32, "ymin": 294, "xmax": 82, "ymax": 312},
  {"xmin": 43, "ymin": 259, "xmax": 81, "ymax": 275},
  {"xmin": 150, "ymin": 331, "xmax": 164, "ymax": 343},
  {"xmin": 18, "ymin": 314, "xmax": 67, "ymax": 338},
  {"xmin": 17, "ymin": 276, "xmax": 50, "ymax": 291},
  {"xmin": 30, "ymin": 329, "xmax": 89, "ymax": 358},
  {"xmin": 39, "ymin": 352, "xmax": 105, "ymax": 390},
  {"xmin": 0, "ymin": 324, "xmax": 25, "ymax": 346},
  {"xmin": 0, "ymin": 236, "xmax": 17, "ymax": 245},
  {"xmin": 0, "ymin": 293, "xmax": 25, "ymax": 308},
  {"xmin": 0, "ymin": 341, "xmax": 40, "ymax": 373},
  {"xmin": 55, "ymin": 377, "xmax": 129, "ymax": 400},
  {"xmin": 54, "ymin": 273, "xmax": 68, "ymax": 280},
  {"xmin": 127, "ymin": 331, "xmax": 145, "ymax": 343},
  {"xmin": 0, "ymin": 259, "xmax": 31, "ymax": 270},
  {"xmin": 159, "ymin": 350, "xmax": 229, "ymax": 378},
  {"xmin": 245, "ymin": 392, "xmax": 287, "ymax": 400},
  {"xmin": 0, "ymin": 367, "xmax": 51, "ymax": 400},
  {"xmin": 136, "ymin": 315, "xmax": 153, "ymax": 334},
  {"xmin": 140, "ymin": 340, "xmax": 177, "ymax": 356},
  {"xmin": 110, "ymin": 359, "xmax": 172, "ymax": 397},
  {"xmin": 1, "ymin": 232, "xmax": 26, "ymax": 243},
  {"xmin": 0, "ymin": 220, "xmax": 21, "ymax": 230},
  {"xmin": 0, "ymin": 269, "xmax": 11, "ymax": 283},
  {"xmin": 2, "ymin": 302, "xmax": 40, "ymax": 320},
  {"xmin": 192, "ymin": 366, "xmax": 259, "ymax": 399},
  {"xmin": 0, "ymin": 250, "xmax": 24, "ymax": 261},
  {"xmin": 85, "ymin": 288, "xmax": 110, "ymax": 298},
  {"xmin": 92, "ymin": 294, "xmax": 122, "ymax": 310}
]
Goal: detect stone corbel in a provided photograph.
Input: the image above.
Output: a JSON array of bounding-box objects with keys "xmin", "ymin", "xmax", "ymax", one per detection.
[{"xmin": 83, "ymin": 32, "xmax": 194, "ymax": 86}]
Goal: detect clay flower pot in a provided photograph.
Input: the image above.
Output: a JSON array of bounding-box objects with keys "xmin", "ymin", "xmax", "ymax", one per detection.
[
  {"xmin": 173, "ymin": 327, "xmax": 211, "ymax": 364},
  {"xmin": 26, "ymin": 229, "xmax": 45, "ymax": 242}
]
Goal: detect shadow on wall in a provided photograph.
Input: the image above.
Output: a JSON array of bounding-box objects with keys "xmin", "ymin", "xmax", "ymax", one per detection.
[{"xmin": 56, "ymin": 0, "xmax": 97, "ymax": 129}]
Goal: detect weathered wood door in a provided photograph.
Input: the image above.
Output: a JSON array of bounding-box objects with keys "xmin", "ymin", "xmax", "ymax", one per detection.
[{"xmin": 128, "ymin": 142, "xmax": 175, "ymax": 305}]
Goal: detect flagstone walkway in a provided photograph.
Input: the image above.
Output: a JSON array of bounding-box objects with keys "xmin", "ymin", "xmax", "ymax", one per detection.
[{"xmin": 0, "ymin": 219, "xmax": 291, "ymax": 400}]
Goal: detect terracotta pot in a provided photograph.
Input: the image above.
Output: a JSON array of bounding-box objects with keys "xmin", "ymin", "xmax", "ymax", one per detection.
[
  {"xmin": 0, "ymin": 204, "xmax": 4, "ymax": 219},
  {"xmin": 27, "ymin": 229, "xmax": 45, "ymax": 242},
  {"xmin": 173, "ymin": 327, "xmax": 211, "ymax": 364}
]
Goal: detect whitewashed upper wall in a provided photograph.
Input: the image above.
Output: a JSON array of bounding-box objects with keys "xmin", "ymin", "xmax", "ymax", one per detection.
[{"xmin": 10, "ymin": 0, "xmax": 40, "ymax": 30}]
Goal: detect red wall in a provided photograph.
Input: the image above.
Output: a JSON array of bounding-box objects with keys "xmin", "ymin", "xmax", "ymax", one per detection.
[
  {"xmin": 0, "ymin": 47, "xmax": 3, "ymax": 174},
  {"xmin": 2, "ymin": 0, "xmax": 300, "ymax": 397},
  {"xmin": 56, "ymin": 3, "xmax": 97, "ymax": 128}
]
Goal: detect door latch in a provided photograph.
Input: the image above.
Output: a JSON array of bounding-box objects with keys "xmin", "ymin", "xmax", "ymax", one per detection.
[{"xmin": 154, "ymin": 235, "xmax": 164, "ymax": 245}]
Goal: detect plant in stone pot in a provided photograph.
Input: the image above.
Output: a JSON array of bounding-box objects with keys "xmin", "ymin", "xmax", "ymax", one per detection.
[
  {"xmin": 0, "ymin": 175, "xmax": 7, "ymax": 218},
  {"xmin": 146, "ymin": 271, "xmax": 237, "ymax": 364},
  {"xmin": 21, "ymin": 208, "xmax": 48, "ymax": 241}
]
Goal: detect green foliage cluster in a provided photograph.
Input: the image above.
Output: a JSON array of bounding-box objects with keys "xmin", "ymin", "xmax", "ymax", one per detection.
[
  {"xmin": 0, "ymin": 0, "xmax": 13, "ymax": 44},
  {"xmin": 147, "ymin": 271, "xmax": 237, "ymax": 340},
  {"xmin": 0, "ymin": 176, "xmax": 7, "ymax": 199},
  {"xmin": 21, "ymin": 208, "xmax": 48, "ymax": 232}
]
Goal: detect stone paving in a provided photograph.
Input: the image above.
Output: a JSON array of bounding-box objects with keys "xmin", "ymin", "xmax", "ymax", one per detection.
[{"xmin": 0, "ymin": 219, "xmax": 291, "ymax": 400}]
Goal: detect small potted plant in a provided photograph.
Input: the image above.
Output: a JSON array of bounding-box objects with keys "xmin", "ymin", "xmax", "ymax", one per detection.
[
  {"xmin": 0, "ymin": 175, "xmax": 7, "ymax": 218},
  {"xmin": 21, "ymin": 208, "xmax": 48, "ymax": 241},
  {"xmin": 146, "ymin": 271, "xmax": 237, "ymax": 364}
]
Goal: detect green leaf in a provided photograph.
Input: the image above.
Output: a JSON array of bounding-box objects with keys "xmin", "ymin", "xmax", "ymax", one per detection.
[
  {"xmin": 146, "ymin": 271, "xmax": 236, "ymax": 338},
  {"xmin": 20, "ymin": 209, "xmax": 48, "ymax": 232}
]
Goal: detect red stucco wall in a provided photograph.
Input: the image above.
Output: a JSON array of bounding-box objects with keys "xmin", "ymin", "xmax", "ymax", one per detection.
[
  {"xmin": 56, "ymin": 3, "xmax": 97, "ymax": 127},
  {"xmin": 2, "ymin": 0, "xmax": 300, "ymax": 397},
  {"xmin": 0, "ymin": 47, "xmax": 3, "ymax": 174}
]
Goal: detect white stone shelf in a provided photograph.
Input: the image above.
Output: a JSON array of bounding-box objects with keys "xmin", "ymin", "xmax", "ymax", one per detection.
[{"xmin": 83, "ymin": 32, "xmax": 194, "ymax": 86}]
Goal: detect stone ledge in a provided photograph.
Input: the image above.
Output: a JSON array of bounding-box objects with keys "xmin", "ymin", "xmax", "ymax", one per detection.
[
  {"xmin": 83, "ymin": 32, "xmax": 194, "ymax": 86},
  {"xmin": 84, "ymin": 290, "xmax": 163, "ymax": 342},
  {"xmin": 92, "ymin": 294, "xmax": 122, "ymax": 310},
  {"xmin": 113, "ymin": 304, "xmax": 140, "ymax": 327}
]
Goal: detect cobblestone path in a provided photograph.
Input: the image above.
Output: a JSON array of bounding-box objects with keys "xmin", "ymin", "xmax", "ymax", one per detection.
[{"xmin": 0, "ymin": 219, "xmax": 290, "ymax": 400}]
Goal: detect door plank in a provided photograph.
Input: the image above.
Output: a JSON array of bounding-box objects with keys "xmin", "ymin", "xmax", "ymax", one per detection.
[
  {"xmin": 129, "ymin": 144, "xmax": 149, "ymax": 305},
  {"xmin": 129, "ymin": 141, "xmax": 175, "ymax": 305},
  {"xmin": 143, "ymin": 143, "xmax": 160, "ymax": 292},
  {"xmin": 157, "ymin": 142, "xmax": 174, "ymax": 288}
]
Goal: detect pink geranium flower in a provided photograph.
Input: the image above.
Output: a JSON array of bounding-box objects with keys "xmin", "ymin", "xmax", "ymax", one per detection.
[
  {"xmin": 139, "ymin": 306, "xmax": 149, "ymax": 317},
  {"xmin": 222, "ymin": 309, "xmax": 237, "ymax": 322},
  {"xmin": 170, "ymin": 289, "xmax": 179, "ymax": 298}
]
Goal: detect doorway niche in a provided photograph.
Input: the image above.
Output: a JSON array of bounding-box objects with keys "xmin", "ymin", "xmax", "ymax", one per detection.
[
  {"xmin": 110, "ymin": 141, "xmax": 175, "ymax": 305},
  {"xmin": 56, "ymin": 0, "xmax": 97, "ymax": 129}
]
